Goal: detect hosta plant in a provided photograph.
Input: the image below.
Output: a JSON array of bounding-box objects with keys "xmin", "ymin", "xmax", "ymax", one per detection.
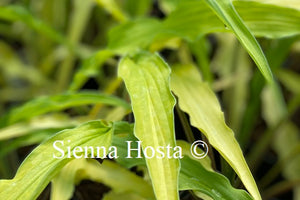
[{"xmin": 0, "ymin": 0, "xmax": 300, "ymax": 200}]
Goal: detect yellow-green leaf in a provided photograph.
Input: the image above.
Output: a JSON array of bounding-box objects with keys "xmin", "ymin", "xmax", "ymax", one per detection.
[
  {"xmin": 170, "ymin": 64, "xmax": 261, "ymax": 200},
  {"xmin": 118, "ymin": 52, "xmax": 180, "ymax": 200},
  {"xmin": 0, "ymin": 120, "xmax": 113, "ymax": 200}
]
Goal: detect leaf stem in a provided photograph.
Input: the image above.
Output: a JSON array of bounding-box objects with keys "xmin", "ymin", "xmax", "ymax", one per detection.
[{"xmin": 175, "ymin": 104, "xmax": 195, "ymax": 143}]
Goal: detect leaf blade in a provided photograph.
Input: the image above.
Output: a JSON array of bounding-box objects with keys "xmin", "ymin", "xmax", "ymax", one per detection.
[
  {"xmin": 179, "ymin": 157, "xmax": 253, "ymax": 200},
  {"xmin": 118, "ymin": 52, "xmax": 180, "ymax": 200},
  {"xmin": 0, "ymin": 120, "xmax": 113, "ymax": 200},
  {"xmin": 203, "ymin": 0, "xmax": 273, "ymax": 83},
  {"xmin": 170, "ymin": 64, "xmax": 261, "ymax": 200}
]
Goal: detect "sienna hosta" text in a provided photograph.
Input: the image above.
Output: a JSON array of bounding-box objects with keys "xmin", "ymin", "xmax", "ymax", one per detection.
[{"xmin": 53, "ymin": 140, "xmax": 184, "ymax": 159}]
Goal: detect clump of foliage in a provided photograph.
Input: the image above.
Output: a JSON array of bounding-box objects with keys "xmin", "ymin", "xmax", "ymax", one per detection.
[{"xmin": 0, "ymin": 0, "xmax": 300, "ymax": 200}]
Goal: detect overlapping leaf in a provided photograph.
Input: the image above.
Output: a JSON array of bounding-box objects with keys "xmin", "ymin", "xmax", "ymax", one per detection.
[
  {"xmin": 188, "ymin": 0, "xmax": 273, "ymax": 83},
  {"xmin": 51, "ymin": 158, "xmax": 154, "ymax": 200},
  {"xmin": 1, "ymin": 92, "xmax": 130, "ymax": 126},
  {"xmin": 170, "ymin": 64, "xmax": 261, "ymax": 200},
  {"xmin": 112, "ymin": 127, "xmax": 253, "ymax": 200},
  {"xmin": 0, "ymin": 120, "xmax": 113, "ymax": 200},
  {"xmin": 179, "ymin": 157, "xmax": 253, "ymax": 200}
]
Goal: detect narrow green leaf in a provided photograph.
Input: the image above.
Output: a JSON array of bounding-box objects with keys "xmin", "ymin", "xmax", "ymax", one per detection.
[
  {"xmin": 170, "ymin": 64, "xmax": 261, "ymax": 200},
  {"xmin": 1, "ymin": 92, "xmax": 130, "ymax": 126},
  {"xmin": 179, "ymin": 157, "xmax": 253, "ymax": 200},
  {"xmin": 0, "ymin": 120, "xmax": 113, "ymax": 200},
  {"xmin": 118, "ymin": 52, "xmax": 180, "ymax": 200},
  {"xmin": 202, "ymin": 0, "xmax": 273, "ymax": 83}
]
